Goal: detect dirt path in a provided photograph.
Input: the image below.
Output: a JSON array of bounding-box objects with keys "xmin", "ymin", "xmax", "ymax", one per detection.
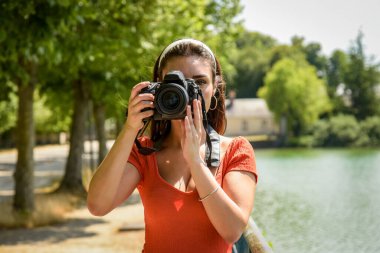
[
  {"xmin": 0, "ymin": 201, "xmax": 145, "ymax": 253},
  {"xmin": 0, "ymin": 143, "xmax": 145, "ymax": 252}
]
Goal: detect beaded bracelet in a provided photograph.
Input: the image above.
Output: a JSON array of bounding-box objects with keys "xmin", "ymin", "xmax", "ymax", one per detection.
[{"xmin": 198, "ymin": 185, "xmax": 220, "ymax": 202}]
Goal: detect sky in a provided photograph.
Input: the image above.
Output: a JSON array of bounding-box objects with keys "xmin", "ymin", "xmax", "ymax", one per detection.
[{"xmin": 239, "ymin": 0, "xmax": 380, "ymax": 60}]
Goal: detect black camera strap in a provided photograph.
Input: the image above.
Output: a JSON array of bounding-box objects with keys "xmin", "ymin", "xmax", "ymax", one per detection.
[
  {"xmin": 134, "ymin": 118, "xmax": 158, "ymax": 155},
  {"xmin": 199, "ymin": 93, "xmax": 220, "ymax": 168}
]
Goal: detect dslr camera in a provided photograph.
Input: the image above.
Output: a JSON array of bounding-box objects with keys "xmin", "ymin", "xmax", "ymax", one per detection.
[{"xmin": 140, "ymin": 70, "xmax": 202, "ymax": 120}]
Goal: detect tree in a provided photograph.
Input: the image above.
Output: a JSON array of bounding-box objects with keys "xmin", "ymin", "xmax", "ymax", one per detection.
[
  {"xmin": 290, "ymin": 36, "xmax": 327, "ymax": 75},
  {"xmin": 344, "ymin": 31, "xmax": 380, "ymax": 119},
  {"xmin": 258, "ymin": 58, "xmax": 331, "ymax": 139},
  {"xmin": 231, "ymin": 31, "xmax": 277, "ymax": 98},
  {"xmin": 51, "ymin": 0, "xmax": 152, "ymax": 194},
  {"xmin": 326, "ymin": 49, "xmax": 349, "ymax": 113},
  {"xmin": 0, "ymin": 0, "xmax": 74, "ymax": 219}
]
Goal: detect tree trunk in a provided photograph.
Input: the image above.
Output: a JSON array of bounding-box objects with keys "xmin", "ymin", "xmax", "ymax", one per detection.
[
  {"xmin": 13, "ymin": 79, "xmax": 35, "ymax": 217},
  {"xmin": 93, "ymin": 103, "xmax": 108, "ymax": 166},
  {"xmin": 278, "ymin": 114, "xmax": 287, "ymax": 146},
  {"xmin": 57, "ymin": 79, "xmax": 89, "ymax": 195}
]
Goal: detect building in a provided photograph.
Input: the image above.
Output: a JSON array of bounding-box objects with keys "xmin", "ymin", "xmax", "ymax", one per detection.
[{"xmin": 225, "ymin": 98, "xmax": 278, "ymax": 139}]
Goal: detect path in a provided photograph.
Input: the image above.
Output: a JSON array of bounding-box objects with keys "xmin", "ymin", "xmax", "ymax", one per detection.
[
  {"xmin": 0, "ymin": 142, "xmax": 146, "ymax": 252},
  {"xmin": 0, "ymin": 201, "xmax": 145, "ymax": 252}
]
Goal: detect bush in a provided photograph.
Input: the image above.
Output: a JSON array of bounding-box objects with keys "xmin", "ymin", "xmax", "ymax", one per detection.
[
  {"xmin": 309, "ymin": 119, "xmax": 330, "ymax": 146},
  {"xmin": 301, "ymin": 114, "xmax": 378, "ymax": 147},
  {"xmin": 361, "ymin": 116, "xmax": 380, "ymax": 146},
  {"xmin": 297, "ymin": 114, "xmax": 380, "ymax": 147},
  {"xmin": 326, "ymin": 114, "xmax": 362, "ymax": 147}
]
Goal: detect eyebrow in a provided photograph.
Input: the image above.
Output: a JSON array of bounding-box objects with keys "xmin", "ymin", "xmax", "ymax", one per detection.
[{"xmin": 192, "ymin": 74, "xmax": 209, "ymax": 79}]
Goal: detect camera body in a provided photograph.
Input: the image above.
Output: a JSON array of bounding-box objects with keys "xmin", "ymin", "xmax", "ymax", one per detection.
[{"xmin": 140, "ymin": 70, "xmax": 201, "ymax": 120}]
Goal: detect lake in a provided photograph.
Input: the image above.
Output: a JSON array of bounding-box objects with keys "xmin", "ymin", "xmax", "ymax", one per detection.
[{"xmin": 252, "ymin": 148, "xmax": 380, "ymax": 253}]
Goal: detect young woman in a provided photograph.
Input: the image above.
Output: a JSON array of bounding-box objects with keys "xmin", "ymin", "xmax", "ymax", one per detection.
[{"xmin": 87, "ymin": 38, "xmax": 258, "ymax": 253}]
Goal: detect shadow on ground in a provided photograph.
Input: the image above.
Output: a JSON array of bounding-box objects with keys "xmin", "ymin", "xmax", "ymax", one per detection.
[{"xmin": 0, "ymin": 218, "xmax": 105, "ymax": 246}]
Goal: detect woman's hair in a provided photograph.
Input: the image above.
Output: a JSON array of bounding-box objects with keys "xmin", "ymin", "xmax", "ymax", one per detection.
[{"xmin": 150, "ymin": 39, "xmax": 227, "ymax": 143}]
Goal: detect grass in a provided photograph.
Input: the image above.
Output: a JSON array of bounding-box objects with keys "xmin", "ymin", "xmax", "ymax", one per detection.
[
  {"xmin": 0, "ymin": 167, "xmax": 94, "ymax": 229},
  {"xmin": 0, "ymin": 166, "xmax": 95, "ymax": 229},
  {"xmin": 0, "ymin": 191, "xmax": 85, "ymax": 229}
]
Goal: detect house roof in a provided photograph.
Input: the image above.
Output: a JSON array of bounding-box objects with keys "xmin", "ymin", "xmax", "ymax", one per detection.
[{"xmin": 225, "ymin": 98, "xmax": 273, "ymax": 118}]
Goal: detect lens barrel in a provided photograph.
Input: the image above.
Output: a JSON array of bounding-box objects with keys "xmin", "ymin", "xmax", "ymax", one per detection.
[{"xmin": 155, "ymin": 83, "xmax": 189, "ymax": 119}]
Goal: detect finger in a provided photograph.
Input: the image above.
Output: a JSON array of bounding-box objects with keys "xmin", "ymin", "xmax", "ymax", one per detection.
[
  {"xmin": 186, "ymin": 105, "xmax": 194, "ymax": 126},
  {"xmin": 130, "ymin": 93, "xmax": 154, "ymax": 107},
  {"xmin": 184, "ymin": 115, "xmax": 192, "ymax": 136},
  {"xmin": 198, "ymin": 100, "xmax": 203, "ymax": 128},
  {"xmin": 140, "ymin": 109, "xmax": 155, "ymax": 119},
  {"xmin": 198, "ymin": 100, "xmax": 203, "ymax": 119},
  {"xmin": 130, "ymin": 82, "xmax": 150, "ymax": 101},
  {"xmin": 129, "ymin": 107, "xmax": 154, "ymax": 119},
  {"xmin": 193, "ymin": 99, "xmax": 201, "ymax": 131},
  {"xmin": 132, "ymin": 100, "xmax": 154, "ymax": 112}
]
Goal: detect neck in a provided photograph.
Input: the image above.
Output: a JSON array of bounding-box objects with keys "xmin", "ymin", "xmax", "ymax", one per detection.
[
  {"xmin": 162, "ymin": 119, "xmax": 207, "ymax": 150},
  {"xmin": 163, "ymin": 120, "xmax": 183, "ymax": 149}
]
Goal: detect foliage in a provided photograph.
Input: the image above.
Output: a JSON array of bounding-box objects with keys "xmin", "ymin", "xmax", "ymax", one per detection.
[
  {"xmin": 231, "ymin": 31, "xmax": 277, "ymax": 97},
  {"xmin": 360, "ymin": 116, "xmax": 380, "ymax": 146},
  {"xmin": 297, "ymin": 115, "xmax": 380, "ymax": 147},
  {"xmin": 0, "ymin": 0, "xmax": 79, "ymax": 142},
  {"xmin": 34, "ymin": 93, "xmax": 71, "ymax": 134},
  {"xmin": 0, "ymin": 0, "xmax": 244, "ymax": 136},
  {"xmin": 258, "ymin": 58, "xmax": 331, "ymax": 136},
  {"xmin": 0, "ymin": 85, "xmax": 17, "ymax": 134},
  {"xmin": 325, "ymin": 49, "xmax": 350, "ymax": 113},
  {"xmin": 343, "ymin": 31, "xmax": 380, "ymax": 119},
  {"xmin": 326, "ymin": 50, "xmax": 349, "ymax": 92},
  {"xmin": 290, "ymin": 36, "xmax": 327, "ymax": 75},
  {"xmin": 325, "ymin": 114, "xmax": 362, "ymax": 146}
]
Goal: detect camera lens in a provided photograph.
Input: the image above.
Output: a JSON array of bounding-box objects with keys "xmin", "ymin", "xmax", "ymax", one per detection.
[
  {"xmin": 162, "ymin": 91, "xmax": 180, "ymax": 110},
  {"xmin": 155, "ymin": 83, "xmax": 188, "ymax": 119}
]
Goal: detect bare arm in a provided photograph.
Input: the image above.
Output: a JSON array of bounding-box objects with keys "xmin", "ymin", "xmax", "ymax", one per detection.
[
  {"xmin": 191, "ymin": 163, "xmax": 256, "ymax": 244},
  {"xmin": 182, "ymin": 100, "xmax": 256, "ymax": 243},
  {"xmin": 87, "ymin": 82, "xmax": 154, "ymax": 216}
]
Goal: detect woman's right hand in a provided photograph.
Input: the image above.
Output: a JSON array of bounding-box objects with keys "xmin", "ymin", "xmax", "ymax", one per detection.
[
  {"xmin": 125, "ymin": 81, "xmax": 155, "ymax": 131},
  {"xmin": 88, "ymin": 82, "xmax": 153, "ymax": 216}
]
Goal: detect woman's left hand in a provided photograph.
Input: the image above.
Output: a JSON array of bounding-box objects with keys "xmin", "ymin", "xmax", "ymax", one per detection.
[{"xmin": 181, "ymin": 99, "xmax": 206, "ymax": 166}]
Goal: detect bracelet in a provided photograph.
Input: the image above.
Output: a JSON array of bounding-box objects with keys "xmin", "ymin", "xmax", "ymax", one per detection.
[{"xmin": 198, "ymin": 185, "xmax": 220, "ymax": 202}]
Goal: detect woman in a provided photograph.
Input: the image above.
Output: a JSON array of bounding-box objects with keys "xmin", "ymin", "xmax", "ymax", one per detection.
[{"xmin": 87, "ymin": 38, "xmax": 257, "ymax": 253}]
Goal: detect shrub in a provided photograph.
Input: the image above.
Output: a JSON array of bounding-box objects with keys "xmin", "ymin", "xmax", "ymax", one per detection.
[
  {"xmin": 309, "ymin": 119, "xmax": 330, "ymax": 146},
  {"xmin": 361, "ymin": 116, "xmax": 380, "ymax": 146},
  {"xmin": 296, "ymin": 114, "xmax": 380, "ymax": 147},
  {"xmin": 326, "ymin": 114, "xmax": 362, "ymax": 147}
]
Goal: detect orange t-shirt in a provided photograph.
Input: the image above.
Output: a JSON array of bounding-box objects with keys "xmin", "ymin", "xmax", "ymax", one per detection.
[{"xmin": 127, "ymin": 136, "xmax": 257, "ymax": 253}]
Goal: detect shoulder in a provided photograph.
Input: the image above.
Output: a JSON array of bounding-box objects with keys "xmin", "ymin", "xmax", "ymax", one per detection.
[
  {"xmin": 220, "ymin": 135, "xmax": 253, "ymax": 153},
  {"xmin": 219, "ymin": 135, "xmax": 234, "ymax": 153},
  {"xmin": 220, "ymin": 135, "xmax": 257, "ymax": 181},
  {"xmin": 219, "ymin": 135, "xmax": 255, "ymax": 166}
]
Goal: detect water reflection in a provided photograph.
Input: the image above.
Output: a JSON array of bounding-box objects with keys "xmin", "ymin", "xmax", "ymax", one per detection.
[{"xmin": 252, "ymin": 149, "xmax": 380, "ymax": 253}]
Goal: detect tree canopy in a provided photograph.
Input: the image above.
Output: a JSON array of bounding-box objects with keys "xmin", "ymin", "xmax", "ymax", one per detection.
[{"xmin": 258, "ymin": 58, "xmax": 331, "ymax": 136}]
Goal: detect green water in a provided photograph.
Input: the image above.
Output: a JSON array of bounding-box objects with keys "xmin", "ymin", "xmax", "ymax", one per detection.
[{"xmin": 252, "ymin": 148, "xmax": 380, "ymax": 253}]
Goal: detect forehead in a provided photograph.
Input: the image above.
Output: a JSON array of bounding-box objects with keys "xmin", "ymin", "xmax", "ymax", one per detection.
[{"xmin": 162, "ymin": 56, "xmax": 213, "ymax": 79}]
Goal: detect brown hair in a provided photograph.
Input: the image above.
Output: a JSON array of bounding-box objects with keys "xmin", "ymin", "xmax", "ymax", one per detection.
[{"xmin": 150, "ymin": 40, "xmax": 227, "ymax": 143}]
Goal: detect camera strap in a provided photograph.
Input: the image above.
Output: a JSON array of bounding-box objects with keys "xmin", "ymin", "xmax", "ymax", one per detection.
[
  {"xmin": 205, "ymin": 125, "xmax": 220, "ymax": 167},
  {"xmin": 134, "ymin": 118, "xmax": 158, "ymax": 155},
  {"xmin": 199, "ymin": 93, "xmax": 220, "ymax": 168}
]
